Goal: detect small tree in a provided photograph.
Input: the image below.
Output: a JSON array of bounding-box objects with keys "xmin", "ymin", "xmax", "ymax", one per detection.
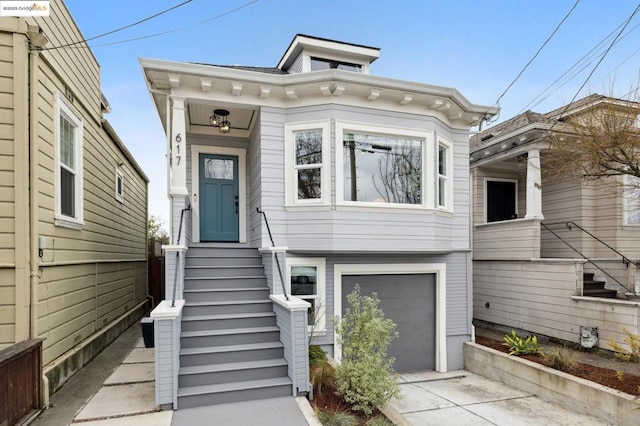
[
  {"xmin": 335, "ymin": 285, "xmax": 400, "ymax": 416},
  {"xmin": 147, "ymin": 215, "xmax": 169, "ymax": 245}
]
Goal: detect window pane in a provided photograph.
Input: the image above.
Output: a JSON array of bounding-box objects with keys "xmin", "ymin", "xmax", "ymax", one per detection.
[
  {"xmin": 60, "ymin": 167, "xmax": 75, "ymax": 217},
  {"xmin": 343, "ymin": 133, "xmax": 422, "ymax": 204},
  {"xmin": 625, "ymin": 175, "xmax": 640, "ymax": 224},
  {"xmin": 438, "ymin": 145, "xmax": 447, "ymax": 176},
  {"xmin": 310, "ymin": 57, "xmax": 362, "ymax": 73},
  {"xmin": 291, "ymin": 266, "xmax": 317, "ymax": 296},
  {"xmin": 297, "ymin": 168, "xmax": 321, "ymax": 200},
  {"xmin": 117, "ymin": 175, "xmax": 123, "ymax": 196},
  {"xmin": 204, "ymin": 158, "xmax": 233, "ymax": 180},
  {"xmin": 487, "ymin": 180, "xmax": 516, "ymax": 222},
  {"xmin": 60, "ymin": 116, "xmax": 75, "ymax": 169},
  {"xmin": 295, "ymin": 130, "xmax": 322, "ymax": 165},
  {"xmin": 438, "ymin": 177, "xmax": 446, "ymax": 207}
]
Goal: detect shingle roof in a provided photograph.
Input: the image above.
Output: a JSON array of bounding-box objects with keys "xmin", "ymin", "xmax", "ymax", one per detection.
[
  {"xmin": 189, "ymin": 63, "xmax": 288, "ymax": 75},
  {"xmin": 470, "ymin": 110, "xmax": 553, "ymax": 153}
]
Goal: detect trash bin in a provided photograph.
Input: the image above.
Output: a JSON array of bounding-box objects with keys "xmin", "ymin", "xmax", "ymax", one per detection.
[{"xmin": 141, "ymin": 317, "xmax": 154, "ymax": 348}]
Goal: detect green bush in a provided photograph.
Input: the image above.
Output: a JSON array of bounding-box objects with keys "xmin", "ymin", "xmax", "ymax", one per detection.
[
  {"xmin": 335, "ymin": 285, "xmax": 400, "ymax": 417},
  {"xmin": 503, "ymin": 330, "xmax": 542, "ymax": 356},
  {"xmin": 310, "ymin": 344, "xmax": 328, "ymax": 367},
  {"xmin": 316, "ymin": 410, "xmax": 358, "ymax": 426},
  {"xmin": 546, "ymin": 347, "xmax": 577, "ymax": 371},
  {"xmin": 609, "ymin": 327, "xmax": 640, "ymax": 363}
]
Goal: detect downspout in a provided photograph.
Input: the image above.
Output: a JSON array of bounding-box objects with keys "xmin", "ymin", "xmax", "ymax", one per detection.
[{"xmin": 27, "ymin": 27, "xmax": 48, "ymax": 339}]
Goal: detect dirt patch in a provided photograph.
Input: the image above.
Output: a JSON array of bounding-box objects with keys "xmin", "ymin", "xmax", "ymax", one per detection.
[
  {"xmin": 312, "ymin": 387, "xmax": 388, "ymax": 425},
  {"xmin": 475, "ymin": 335, "xmax": 640, "ymax": 396}
]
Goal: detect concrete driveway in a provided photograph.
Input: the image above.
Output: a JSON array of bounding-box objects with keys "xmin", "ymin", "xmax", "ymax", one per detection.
[{"xmin": 388, "ymin": 371, "xmax": 606, "ymax": 426}]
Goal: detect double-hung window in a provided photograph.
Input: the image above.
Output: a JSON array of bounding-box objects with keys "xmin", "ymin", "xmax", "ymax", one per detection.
[
  {"xmin": 285, "ymin": 121, "xmax": 330, "ymax": 206},
  {"xmin": 55, "ymin": 93, "xmax": 84, "ymax": 229},
  {"xmin": 624, "ymin": 174, "xmax": 640, "ymax": 225},
  {"xmin": 288, "ymin": 257, "xmax": 326, "ymax": 332},
  {"xmin": 437, "ymin": 140, "xmax": 451, "ymax": 209},
  {"xmin": 115, "ymin": 167, "xmax": 124, "ymax": 203}
]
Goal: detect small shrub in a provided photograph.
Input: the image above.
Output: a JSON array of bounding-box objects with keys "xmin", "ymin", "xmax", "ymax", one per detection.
[
  {"xmin": 335, "ymin": 285, "xmax": 401, "ymax": 417},
  {"xmin": 546, "ymin": 347, "xmax": 577, "ymax": 372},
  {"xmin": 310, "ymin": 344, "xmax": 328, "ymax": 367},
  {"xmin": 616, "ymin": 371, "xmax": 625, "ymax": 381},
  {"xmin": 366, "ymin": 416, "xmax": 394, "ymax": 426},
  {"xmin": 608, "ymin": 327, "xmax": 640, "ymax": 363},
  {"xmin": 316, "ymin": 409, "xmax": 358, "ymax": 426},
  {"xmin": 503, "ymin": 330, "xmax": 542, "ymax": 356},
  {"xmin": 310, "ymin": 362, "xmax": 336, "ymax": 396}
]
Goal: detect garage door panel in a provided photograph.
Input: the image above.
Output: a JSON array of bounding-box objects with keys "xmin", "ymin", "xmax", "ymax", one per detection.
[{"xmin": 342, "ymin": 273, "xmax": 435, "ymax": 373}]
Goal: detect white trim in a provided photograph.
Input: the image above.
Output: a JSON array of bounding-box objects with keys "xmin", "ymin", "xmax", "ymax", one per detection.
[
  {"xmin": 284, "ymin": 121, "xmax": 331, "ymax": 206},
  {"xmin": 335, "ymin": 121, "xmax": 434, "ymax": 209},
  {"xmin": 191, "ymin": 145, "xmax": 247, "ymax": 243},
  {"xmin": 437, "ymin": 136, "xmax": 453, "ymax": 212},
  {"xmin": 483, "ymin": 177, "xmax": 518, "ymax": 223},
  {"xmin": 287, "ymin": 257, "xmax": 326, "ymax": 333},
  {"xmin": 115, "ymin": 167, "xmax": 124, "ymax": 203},
  {"xmin": 333, "ymin": 262, "xmax": 447, "ymax": 373},
  {"xmin": 54, "ymin": 92, "xmax": 84, "ymax": 229}
]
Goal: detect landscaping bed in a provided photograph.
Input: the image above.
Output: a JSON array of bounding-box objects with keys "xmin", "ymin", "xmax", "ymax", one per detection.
[{"xmin": 475, "ymin": 335, "xmax": 640, "ymax": 396}]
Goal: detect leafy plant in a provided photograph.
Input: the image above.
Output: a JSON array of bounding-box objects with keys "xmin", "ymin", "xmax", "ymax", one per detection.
[
  {"xmin": 310, "ymin": 344, "xmax": 328, "ymax": 368},
  {"xmin": 502, "ymin": 330, "xmax": 542, "ymax": 356},
  {"xmin": 316, "ymin": 409, "xmax": 358, "ymax": 426},
  {"xmin": 608, "ymin": 327, "xmax": 640, "ymax": 363},
  {"xmin": 546, "ymin": 347, "xmax": 577, "ymax": 372},
  {"xmin": 366, "ymin": 416, "xmax": 394, "ymax": 426},
  {"xmin": 335, "ymin": 285, "xmax": 401, "ymax": 417},
  {"xmin": 616, "ymin": 371, "xmax": 625, "ymax": 381}
]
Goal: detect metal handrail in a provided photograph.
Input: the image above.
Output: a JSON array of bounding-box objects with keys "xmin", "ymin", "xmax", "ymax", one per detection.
[
  {"xmin": 541, "ymin": 222, "xmax": 634, "ymax": 294},
  {"xmin": 171, "ymin": 205, "xmax": 191, "ymax": 308},
  {"xmin": 256, "ymin": 208, "xmax": 289, "ymax": 300}
]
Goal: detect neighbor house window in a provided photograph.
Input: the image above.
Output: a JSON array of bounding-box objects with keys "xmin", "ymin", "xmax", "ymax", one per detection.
[
  {"xmin": 115, "ymin": 167, "xmax": 124, "ymax": 203},
  {"xmin": 55, "ymin": 93, "xmax": 84, "ymax": 229},
  {"xmin": 285, "ymin": 121, "xmax": 330, "ymax": 206},
  {"xmin": 486, "ymin": 179, "xmax": 517, "ymax": 222},
  {"xmin": 310, "ymin": 57, "xmax": 362, "ymax": 73},
  {"xmin": 437, "ymin": 141, "xmax": 451, "ymax": 209},
  {"xmin": 342, "ymin": 132, "xmax": 423, "ymax": 205},
  {"xmin": 288, "ymin": 257, "xmax": 326, "ymax": 332},
  {"xmin": 624, "ymin": 175, "xmax": 640, "ymax": 224}
]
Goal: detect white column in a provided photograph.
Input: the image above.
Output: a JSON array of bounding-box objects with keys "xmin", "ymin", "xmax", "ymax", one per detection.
[
  {"xmin": 169, "ymin": 97, "xmax": 188, "ymax": 196},
  {"xmin": 524, "ymin": 149, "xmax": 544, "ymax": 219}
]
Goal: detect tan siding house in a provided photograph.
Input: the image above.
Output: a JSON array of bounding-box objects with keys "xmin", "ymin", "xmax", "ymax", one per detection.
[
  {"xmin": 0, "ymin": 0, "xmax": 149, "ymax": 396},
  {"xmin": 471, "ymin": 95, "xmax": 640, "ymax": 353}
]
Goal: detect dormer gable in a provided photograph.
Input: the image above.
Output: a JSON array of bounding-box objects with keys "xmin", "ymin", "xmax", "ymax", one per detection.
[{"xmin": 277, "ymin": 34, "xmax": 380, "ymax": 75}]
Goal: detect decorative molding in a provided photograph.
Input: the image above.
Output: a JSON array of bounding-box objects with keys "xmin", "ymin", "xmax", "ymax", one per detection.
[
  {"xmin": 333, "ymin": 84, "xmax": 345, "ymax": 96},
  {"xmin": 399, "ymin": 94, "xmax": 413, "ymax": 105},
  {"xmin": 448, "ymin": 111, "xmax": 463, "ymax": 120},
  {"xmin": 367, "ymin": 88, "xmax": 381, "ymax": 101},
  {"xmin": 260, "ymin": 85, "xmax": 271, "ymax": 99},
  {"xmin": 200, "ymin": 78, "xmax": 213, "ymax": 92},
  {"xmin": 231, "ymin": 82, "xmax": 243, "ymax": 95},
  {"xmin": 285, "ymin": 88, "xmax": 298, "ymax": 100},
  {"xmin": 320, "ymin": 84, "xmax": 332, "ymax": 96},
  {"xmin": 167, "ymin": 74, "xmax": 182, "ymax": 88}
]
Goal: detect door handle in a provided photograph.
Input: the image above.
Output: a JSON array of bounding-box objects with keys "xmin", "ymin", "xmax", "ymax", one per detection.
[{"xmin": 235, "ymin": 195, "xmax": 239, "ymax": 214}]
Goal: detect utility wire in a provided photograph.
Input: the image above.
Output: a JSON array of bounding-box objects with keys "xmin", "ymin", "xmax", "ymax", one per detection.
[
  {"xmin": 483, "ymin": 0, "xmax": 580, "ymax": 125},
  {"xmin": 44, "ymin": 0, "xmax": 193, "ymax": 51},
  {"xmin": 79, "ymin": 0, "xmax": 259, "ymax": 49},
  {"xmin": 550, "ymin": 2, "xmax": 640, "ymax": 129}
]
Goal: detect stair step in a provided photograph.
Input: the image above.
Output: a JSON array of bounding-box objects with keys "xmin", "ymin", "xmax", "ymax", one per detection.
[
  {"xmin": 183, "ymin": 287, "xmax": 270, "ymax": 302},
  {"xmin": 177, "ymin": 377, "xmax": 292, "ymax": 409},
  {"xmin": 178, "ymin": 359, "xmax": 288, "ymax": 387},
  {"xmin": 583, "ymin": 280, "xmax": 607, "ymax": 290},
  {"xmin": 583, "ymin": 272, "xmax": 595, "ymax": 281},
  {"xmin": 186, "ymin": 245, "xmax": 258, "ymax": 256},
  {"xmin": 186, "ymin": 255, "xmax": 263, "ymax": 267},
  {"xmin": 183, "ymin": 300, "xmax": 273, "ymax": 316},
  {"xmin": 583, "ymin": 288, "xmax": 618, "ymax": 298},
  {"xmin": 185, "ymin": 265, "xmax": 265, "ymax": 278},
  {"xmin": 184, "ymin": 276, "xmax": 267, "ymax": 290},
  {"xmin": 181, "ymin": 326, "xmax": 281, "ymax": 348},
  {"xmin": 181, "ymin": 312, "xmax": 276, "ymax": 331},
  {"xmin": 180, "ymin": 342, "xmax": 284, "ymax": 366}
]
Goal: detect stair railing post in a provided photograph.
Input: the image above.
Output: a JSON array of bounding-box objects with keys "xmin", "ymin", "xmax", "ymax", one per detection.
[{"xmin": 257, "ymin": 208, "xmax": 289, "ymax": 300}]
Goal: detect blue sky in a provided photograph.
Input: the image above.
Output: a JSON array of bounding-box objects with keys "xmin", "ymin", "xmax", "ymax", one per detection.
[{"xmin": 63, "ymin": 0, "xmax": 640, "ymax": 227}]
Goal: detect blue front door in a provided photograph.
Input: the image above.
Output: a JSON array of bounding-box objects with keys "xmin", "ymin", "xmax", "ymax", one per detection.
[{"xmin": 200, "ymin": 154, "xmax": 239, "ymax": 242}]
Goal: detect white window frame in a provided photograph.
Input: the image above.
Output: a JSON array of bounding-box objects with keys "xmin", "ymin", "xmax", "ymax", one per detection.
[
  {"xmin": 437, "ymin": 137, "xmax": 453, "ymax": 211},
  {"xmin": 623, "ymin": 174, "xmax": 640, "ymax": 225},
  {"xmin": 333, "ymin": 263, "xmax": 447, "ymax": 373},
  {"xmin": 115, "ymin": 167, "xmax": 124, "ymax": 203},
  {"xmin": 335, "ymin": 121, "xmax": 433, "ymax": 210},
  {"xmin": 287, "ymin": 257, "xmax": 326, "ymax": 333},
  {"xmin": 484, "ymin": 177, "xmax": 518, "ymax": 223},
  {"xmin": 285, "ymin": 121, "xmax": 331, "ymax": 207},
  {"xmin": 54, "ymin": 92, "xmax": 84, "ymax": 229}
]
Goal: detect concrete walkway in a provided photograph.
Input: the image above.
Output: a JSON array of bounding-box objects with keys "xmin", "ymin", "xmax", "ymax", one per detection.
[{"xmin": 389, "ymin": 371, "xmax": 606, "ymax": 425}]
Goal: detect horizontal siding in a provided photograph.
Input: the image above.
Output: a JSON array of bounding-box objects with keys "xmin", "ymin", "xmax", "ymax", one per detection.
[
  {"xmin": 0, "ymin": 268, "xmax": 15, "ymax": 348},
  {"xmin": 37, "ymin": 261, "xmax": 145, "ymax": 365},
  {"xmin": 0, "ymin": 31, "xmax": 13, "ymax": 265},
  {"xmin": 473, "ymin": 260, "xmax": 639, "ymax": 350},
  {"xmin": 474, "ymin": 219, "xmax": 540, "ymax": 260}
]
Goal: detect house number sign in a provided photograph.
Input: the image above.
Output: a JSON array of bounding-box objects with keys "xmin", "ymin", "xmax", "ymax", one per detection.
[{"xmin": 175, "ymin": 133, "xmax": 182, "ymax": 165}]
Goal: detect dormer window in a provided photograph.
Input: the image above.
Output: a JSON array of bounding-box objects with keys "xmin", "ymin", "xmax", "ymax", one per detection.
[{"xmin": 310, "ymin": 57, "xmax": 362, "ymax": 73}]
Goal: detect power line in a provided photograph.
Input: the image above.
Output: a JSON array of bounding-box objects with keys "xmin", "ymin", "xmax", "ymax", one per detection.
[
  {"xmin": 484, "ymin": 0, "xmax": 580, "ymax": 125},
  {"xmin": 550, "ymin": 2, "xmax": 640, "ymax": 129},
  {"xmin": 44, "ymin": 0, "xmax": 193, "ymax": 51},
  {"xmin": 83, "ymin": 0, "xmax": 260, "ymax": 49}
]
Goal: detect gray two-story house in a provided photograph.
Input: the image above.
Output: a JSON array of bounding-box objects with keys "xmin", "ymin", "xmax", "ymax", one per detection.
[{"xmin": 141, "ymin": 34, "xmax": 496, "ymax": 409}]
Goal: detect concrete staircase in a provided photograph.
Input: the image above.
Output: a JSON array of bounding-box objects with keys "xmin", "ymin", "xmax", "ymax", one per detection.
[
  {"xmin": 177, "ymin": 245, "xmax": 291, "ymax": 409},
  {"xmin": 582, "ymin": 272, "xmax": 617, "ymax": 298}
]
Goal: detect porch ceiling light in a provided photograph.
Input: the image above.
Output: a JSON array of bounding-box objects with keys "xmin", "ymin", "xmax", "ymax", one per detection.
[{"xmin": 209, "ymin": 109, "xmax": 231, "ymax": 133}]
